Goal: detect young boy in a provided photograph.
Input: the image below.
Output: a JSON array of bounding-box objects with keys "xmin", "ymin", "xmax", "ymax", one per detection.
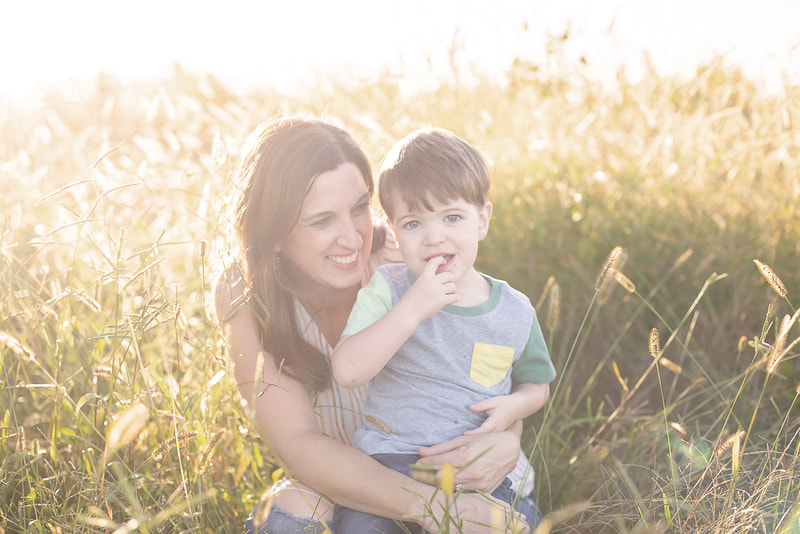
[{"xmin": 331, "ymin": 128, "xmax": 556, "ymax": 533}]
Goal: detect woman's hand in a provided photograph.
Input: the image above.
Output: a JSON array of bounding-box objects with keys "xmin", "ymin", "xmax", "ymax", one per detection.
[
  {"xmin": 416, "ymin": 429, "xmax": 521, "ymax": 494},
  {"xmin": 419, "ymin": 492, "xmax": 530, "ymax": 534}
]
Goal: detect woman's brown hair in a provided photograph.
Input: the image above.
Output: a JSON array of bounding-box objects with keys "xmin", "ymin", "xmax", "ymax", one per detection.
[{"xmin": 231, "ymin": 117, "xmax": 373, "ymax": 391}]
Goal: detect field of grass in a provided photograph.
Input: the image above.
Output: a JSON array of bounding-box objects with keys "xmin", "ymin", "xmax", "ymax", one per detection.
[{"xmin": 1, "ymin": 51, "xmax": 799, "ymax": 533}]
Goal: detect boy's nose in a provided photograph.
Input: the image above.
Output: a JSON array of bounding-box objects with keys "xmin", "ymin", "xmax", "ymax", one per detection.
[{"xmin": 424, "ymin": 225, "xmax": 445, "ymax": 245}]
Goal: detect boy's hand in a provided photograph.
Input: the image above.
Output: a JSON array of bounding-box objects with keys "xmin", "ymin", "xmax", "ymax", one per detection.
[
  {"xmin": 464, "ymin": 394, "xmax": 523, "ymax": 435},
  {"xmin": 402, "ymin": 256, "xmax": 459, "ymax": 322},
  {"xmin": 465, "ymin": 383, "xmax": 549, "ymax": 435}
]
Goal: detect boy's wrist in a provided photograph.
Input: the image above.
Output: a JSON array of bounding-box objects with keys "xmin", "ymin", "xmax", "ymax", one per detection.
[{"xmin": 394, "ymin": 295, "xmax": 426, "ymax": 328}]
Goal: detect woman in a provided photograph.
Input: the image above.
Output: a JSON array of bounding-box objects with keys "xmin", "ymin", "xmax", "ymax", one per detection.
[{"xmin": 215, "ymin": 116, "xmax": 533, "ymax": 533}]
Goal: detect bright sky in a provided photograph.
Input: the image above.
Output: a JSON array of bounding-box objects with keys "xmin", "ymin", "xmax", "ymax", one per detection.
[{"xmin": 2, "ymin": 0, "xmax": 798, "ymax": 99}]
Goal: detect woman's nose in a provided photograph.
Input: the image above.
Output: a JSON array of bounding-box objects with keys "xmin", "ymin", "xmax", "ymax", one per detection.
[{"xmin": 338, "ymin": 218, "xmax": 364, "ymax": 249}]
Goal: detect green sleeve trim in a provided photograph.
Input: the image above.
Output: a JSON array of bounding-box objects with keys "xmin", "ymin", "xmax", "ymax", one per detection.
[
  {"xmin": 511, "ymin": 309, "xmax": 557, "ymax": 383},
  {"xmin": 342, "ymin": 270, "xmax": 393, "ymax": 336}
]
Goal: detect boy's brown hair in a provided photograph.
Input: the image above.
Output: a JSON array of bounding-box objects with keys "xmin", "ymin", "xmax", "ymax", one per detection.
[{"xmin": 378, "ymin": 128, "xmax": 490, "ymax": 220}]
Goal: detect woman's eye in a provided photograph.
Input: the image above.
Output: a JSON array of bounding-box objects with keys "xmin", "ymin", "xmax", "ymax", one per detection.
[
  {"xmin": 353, "ymin": 202, "xmax": 370, "ymax": 215},
  {"xmin": 310, "ymin": 216, "xmax": 333, "ymax": 227}
]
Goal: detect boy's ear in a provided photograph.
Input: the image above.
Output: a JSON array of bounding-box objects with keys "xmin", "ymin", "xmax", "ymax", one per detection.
[
  {"xmin": 386, "ymin": 221, "xmax": 398, "ymax": 245},
  {"xmin": 477, "ymin": 201, "xmax": 492, "ymax": 240}
]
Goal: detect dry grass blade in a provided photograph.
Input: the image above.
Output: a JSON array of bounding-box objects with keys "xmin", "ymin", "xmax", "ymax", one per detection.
[
  {"xmin": 35, "ymin": 179, "xmax": 93, "ymax": 206},
  {"xmin": 122, "ymin": 257, "xmax": 166, "ymax": 290},
  {"xmin": 41, "ymin": 218, "xmax": 104, "ymax": 238},
  {"xmin": 538, "ymin": 500, "xmax": 593, "ymax": 529},
  {"xmin": 753, "ymin": 259, "xmax": 787, "ymax": 297}
]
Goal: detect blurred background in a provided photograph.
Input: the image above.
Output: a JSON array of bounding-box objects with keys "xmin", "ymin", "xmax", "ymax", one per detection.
[{"xmin": 3, "ymin": 0, "xmax": 799, "ymax": 101}]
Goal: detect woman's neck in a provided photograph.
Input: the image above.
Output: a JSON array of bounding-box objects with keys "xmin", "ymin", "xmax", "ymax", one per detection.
[{"xmin": 300, "ymin": 284, "xmax": 360, "ymax": 348}]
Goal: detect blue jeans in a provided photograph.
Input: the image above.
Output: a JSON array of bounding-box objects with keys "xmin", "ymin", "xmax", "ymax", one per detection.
[
  {"xmin": 331, "ymin": 453, "xmax": 540, "ymax": 534},
  {"xmin": 244, "ymin": 499, "xmax": 329, "ymax": 533}
]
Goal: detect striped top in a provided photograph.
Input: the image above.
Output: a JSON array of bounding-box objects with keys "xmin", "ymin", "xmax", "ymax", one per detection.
[{"xmin": 295, "ymin": 301, "xmax": 367, "ymax": 445}]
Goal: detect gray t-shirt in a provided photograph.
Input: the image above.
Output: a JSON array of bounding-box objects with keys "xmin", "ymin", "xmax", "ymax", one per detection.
[{"xmin": 343, "ymin": 263, "xmax": 556, "ymax": 455}]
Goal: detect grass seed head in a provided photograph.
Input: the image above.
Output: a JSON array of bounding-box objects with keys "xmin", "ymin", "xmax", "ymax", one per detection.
[
  {"xmin": 753, "ymin": 259, "xmax": 787, "ymax": 297},
  {"xmin": 253, "ymin": 489, "xmax": 273, "ymax": 525},
  {"xmin": 365, "ymin": 415, "xmax": 392, "ymax": 434},
  {"xmin": 715, "ymin": 430, "xmax": 745, "ymax": 458},
  {"xmin": 92, "ymin": 365, "xmax": 113, "ymax": 378},
  {"xmin": 658, "ymin": 357, "xmax": 682, "ymax": 374},
  {"xmin": 649, "ymin": 328, "xmax": 661, "ymax": 358},
  {"xmin": 69, "ymin": 288, "xmax": 101, "ymax": 312},
  {"xmin": 594, "ymin": 246, "xmax": 623, "ymax": 291},
  {"xmin": 547, "ymin": 282, "xmax": 561, "ymax": 331},
  {"xmin": 737, "ymin": 335, "xmax": 748, "ymax": 353},
  {"xmin": 614, "ymin": 271, "xmax": 636, "ymax": 293},
  {"xmin": 673, "ymin": 248, "xmax": 693, "ymax": 269},
  {"xmin": 767, "ymin": 310, "xmax": 800, "ymax": 374},
  {"xmin": 106, "ymin": 403, "xmax": 149, "ymax": 457},
  {"xmin": 197, "ymin": 429, "xmax": 226, "ymax": 476},
  {"xmin": 16, "ymin": 426, "xmax": 26, "ymax": 454},
  {"xmin": 0, "ymin": 332, "xmax": 35, "ymax": 362},
  {"xmin": 536, "ymin": 275, "xmax": 555, "ymax": 309},
  {"xmin": 439, "ymin": 461, "xmax": 455, "ymax": 498}
]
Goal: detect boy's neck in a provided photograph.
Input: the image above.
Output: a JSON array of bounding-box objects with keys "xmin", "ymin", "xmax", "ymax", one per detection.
[{"xmin": 452, "ymin": 267, "xmax": 492, "ymax": 307}]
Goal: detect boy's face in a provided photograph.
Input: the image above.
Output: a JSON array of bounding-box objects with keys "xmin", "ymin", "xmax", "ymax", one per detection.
[{"xmin": 388, "ymin": 193, "xmax": 492, "ymax": 285}]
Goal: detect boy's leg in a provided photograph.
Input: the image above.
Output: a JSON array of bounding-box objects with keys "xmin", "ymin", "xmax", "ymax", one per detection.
[
  {"xmin": 331, "ymin": 453, "xmax": 423, "ymax": 534},
  {"xmin": 488, "ymin": 478, "xmax": 541, "ymax": 529}
]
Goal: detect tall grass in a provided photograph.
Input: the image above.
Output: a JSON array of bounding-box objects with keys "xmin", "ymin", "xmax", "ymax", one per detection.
[{"xmin": 1, "ymin": 50, "xmax": 798, "ymax": 532}]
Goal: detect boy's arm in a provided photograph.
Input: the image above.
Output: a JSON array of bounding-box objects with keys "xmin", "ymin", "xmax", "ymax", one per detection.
[
  {"xmin": 332, "ymin": 256, "xmax": 458, "ymax": 388},
  {"xmin": 464, "ymin": 382, "xmax": 550, "ymax": 435}
]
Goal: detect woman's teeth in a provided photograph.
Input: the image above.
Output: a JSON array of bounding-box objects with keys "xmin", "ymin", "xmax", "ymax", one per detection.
[{"xmin": 329, "ymin": 252, "xmax": 358, "ymax": 264}]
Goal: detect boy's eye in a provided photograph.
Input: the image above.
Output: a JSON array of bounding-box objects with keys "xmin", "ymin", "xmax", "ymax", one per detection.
[
  {"xmin": 444, "ymin": 214, "xmax": 461, "ymax": 223},
  {"xmin": 404, "ymin": 220, "xmax": 420, "ymax": 230}
]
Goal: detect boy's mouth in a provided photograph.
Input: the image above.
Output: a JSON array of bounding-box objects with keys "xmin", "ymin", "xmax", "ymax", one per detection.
[{"xmin": 427, "ymin": 253, "xmax": 455, "ymax": 272}]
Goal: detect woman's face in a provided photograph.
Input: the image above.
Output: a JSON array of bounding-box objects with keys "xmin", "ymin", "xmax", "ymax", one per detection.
[{"xmin": 278, "ymin": 162, "xmax": 373, "ymax": 299}]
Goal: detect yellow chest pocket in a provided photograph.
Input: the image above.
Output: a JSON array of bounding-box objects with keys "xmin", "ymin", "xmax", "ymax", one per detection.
[{"xmin": 470, "ymin": 343, "xmax": 515, "ymax": 388}]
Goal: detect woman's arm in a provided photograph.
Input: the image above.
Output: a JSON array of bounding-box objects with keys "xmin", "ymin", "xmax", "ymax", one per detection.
[{"xmin": 214, "ymin": 268, "xmax": 528, "ymax": 532}]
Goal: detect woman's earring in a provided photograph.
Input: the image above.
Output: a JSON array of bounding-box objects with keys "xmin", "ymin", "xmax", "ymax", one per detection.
[{"xmin": 272, "ymin": 252, "xmax": 281, "ymax": 271}]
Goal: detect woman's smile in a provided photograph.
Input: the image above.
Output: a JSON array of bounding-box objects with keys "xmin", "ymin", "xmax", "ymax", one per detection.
[{"xmin": 328, "ymin": 251, "xmax": 360, "ymax": 267}]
